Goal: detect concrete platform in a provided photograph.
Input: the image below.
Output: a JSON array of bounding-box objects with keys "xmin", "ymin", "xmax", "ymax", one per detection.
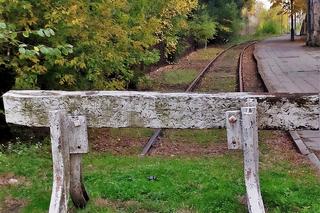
[{"xmin": 255, "ymin": 35, "xmax": 320, "ymax": 169}]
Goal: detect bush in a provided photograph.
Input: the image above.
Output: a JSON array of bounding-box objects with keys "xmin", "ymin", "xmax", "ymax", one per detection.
[
  {"xmin": 136, "ymin": 76, "xmax": 153, "ymax": 91},
  {"xmin": 257, "ymin": 20, "xmax": 280, "ymax": 34}
]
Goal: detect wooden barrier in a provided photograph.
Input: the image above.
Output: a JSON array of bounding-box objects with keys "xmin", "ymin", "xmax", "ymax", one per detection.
[{"xmin": 3, "ymin": 90, "xmax": 319, "ymax": 213}]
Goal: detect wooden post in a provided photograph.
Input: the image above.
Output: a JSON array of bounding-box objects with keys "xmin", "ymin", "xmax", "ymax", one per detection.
[
  {"xmin": 244, "ymin": 99, "xmax": 259, "ymax": 178},
  {"xmin": 49, "ymin": 110, "xmax": 70, "ymax": 213},
  {"xmin": 70, "ymin": 155, "xmax": 89, "ymax": 208},
  {"xmin": 241, "ymin": 106, "xmax": 265, "ymax": 213},
  {"xmin": 49, "ymin": 112, "xmax": 89, "ymax": 212},
  {"xmin": 66, "ymin": 115, "xmax": 89, "ymax": 208}
]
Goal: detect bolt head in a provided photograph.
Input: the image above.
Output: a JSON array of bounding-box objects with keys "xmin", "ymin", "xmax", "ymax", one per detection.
[{"xmin": 228, "ymin": 115, "xmax": 237, "ymax": 123}]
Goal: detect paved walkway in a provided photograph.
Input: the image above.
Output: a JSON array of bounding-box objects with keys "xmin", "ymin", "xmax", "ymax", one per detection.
[{"xmin": 254, "ymin": 35, "xmax": 320, "ymax": 169}]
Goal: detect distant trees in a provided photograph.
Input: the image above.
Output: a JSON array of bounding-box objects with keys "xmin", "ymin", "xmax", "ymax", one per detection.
[
  {"xmin": 270, "ymin": 0, "xmax": 306, "ymax": 13},
  {"xmin": 189, "ymin": 5, "xmax": 216, "ymax": 48},
  {"xmin": 270, "ymin": 0, "xmax": 306, "ymax": 40},
  {"xmin": 1, "ymin": 0, "xmax": 219, "ymax": 90},
  {"xmin": 202, "ymin": 0, "xmax": 255, "ymax": 42},
  {"xmin": 0, "ymin": 0, "xmax": 254, "ymax": 91},
  {"xmin": 255, "ymin": 3, "xmax": 289, "ymax": 35}
]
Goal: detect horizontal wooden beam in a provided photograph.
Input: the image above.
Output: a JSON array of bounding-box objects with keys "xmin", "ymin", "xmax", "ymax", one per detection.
[{"xmin": 3, "ymin": 90, "xmax": 319, "ymax": 130}]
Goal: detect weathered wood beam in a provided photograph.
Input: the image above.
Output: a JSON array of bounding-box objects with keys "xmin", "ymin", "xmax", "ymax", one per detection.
[
  {"xmin": 49, "ymin": 110, "xmax": 70, "ymax": 213},
  {"xmin": 242, "ymin": 106, "xmax": 265, "ymax": 213},
  {"xmin": 3, "ymin": 90, "xmax": 319, "ymax": 130},
  {"xmin": 49, "ymin": 111, "xmax": 89, "ymax": 212}
]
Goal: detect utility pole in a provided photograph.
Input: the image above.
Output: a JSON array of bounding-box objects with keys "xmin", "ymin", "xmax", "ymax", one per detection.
[{"xmin": 290, "ymin": 0, "xmax": 295, "ymax": 41}]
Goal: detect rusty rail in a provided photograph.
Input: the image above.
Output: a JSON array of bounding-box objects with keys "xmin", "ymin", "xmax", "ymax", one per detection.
[
  {"xmin": 238, "ymin": 41, "xmax": 257, "ymax": 92},
  {"xmin": 141, "ymin": 41, "xmax": 257, "ymax": 156}
]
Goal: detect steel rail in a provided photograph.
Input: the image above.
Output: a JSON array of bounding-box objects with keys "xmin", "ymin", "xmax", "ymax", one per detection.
[
  {"xmin": 141, "ymin": 41, "xmax": 257, "ymax": 156},
  {"xmin": 238, "ymin": 41, "xmax": 257, "ymax": 92}
]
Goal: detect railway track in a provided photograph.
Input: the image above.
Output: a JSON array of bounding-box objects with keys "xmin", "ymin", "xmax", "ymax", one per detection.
[
  {"xmin": 238, "ymin": 41, "xmax": 257, "ymax": 92},
  {"xmin": 141, "ymin": 41, "xmax": 258, "ymax": 156}
]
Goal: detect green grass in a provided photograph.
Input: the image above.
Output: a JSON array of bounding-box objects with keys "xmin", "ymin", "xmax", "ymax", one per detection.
[
  {"xmin": 109, "ymin": 128, "xmax": 154, "ymax": 139},
  {"xmin": 164, "ymin": 129, "xmax": 226, "ymax": 144},
  {"xmin": 0, "ymin": 137, "xmax": 320, "ymax": 213},
  {"xmin": 197, "ymin": 73, "xmax": 236, "ymax": 93},
  {"xmin": 160, "ymin": 69, "xmax": 198, "ymax": 85},
  {"xmin": 229, "ymin": 33, "xmax": 283, "ymax": 45},
  {"xmin": 188, "ymin": 47, "xmax": 223, "ymax": 61}
]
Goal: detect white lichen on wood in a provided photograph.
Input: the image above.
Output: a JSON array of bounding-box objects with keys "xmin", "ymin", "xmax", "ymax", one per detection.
[{"xmin": 3, "ymin": 90, "xmax": 319, "ymax": 130}]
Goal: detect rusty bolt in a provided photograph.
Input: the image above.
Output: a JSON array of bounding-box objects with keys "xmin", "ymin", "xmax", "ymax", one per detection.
[
  {"xmin": 228, "ymin": 115, "xmax": 237, "ymax": 123},
  {"xmin": 73, "ymin": 119, "xmax": 81, "ymax": 127}
]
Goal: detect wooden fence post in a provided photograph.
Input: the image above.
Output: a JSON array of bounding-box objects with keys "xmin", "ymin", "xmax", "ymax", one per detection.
[
  {"xmin": 49, "ymin": 110, "xmax": 70, "ymax": 213},
  {"xmin": 49, "ymin": 112, "xmax": 89, "ymax": 213},
  {"xmin": 241, "ymin": 106, "xmax": 265, "ymax": 213},
  {"xmin": 67, "ymin": 115, "xmax": 89, "ymax": 208}
]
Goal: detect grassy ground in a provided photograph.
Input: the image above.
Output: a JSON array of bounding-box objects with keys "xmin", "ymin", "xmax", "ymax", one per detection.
[
  {"xmin": 0, "ymin": 132, "xmax": 319, "ymax": 213},
  {"xmin": 229, "ymin": 33, "xmax": 280, "ymax": 45},
  {"xmin": 1, "ymin": 43, "xmax": 320, "ymax": 213},
  {"xmin": 148, "ymin": 46, "xmax": 223, "ymax": 92},
  {"xmin": 161, "ymin": 69, "xmax": 197, "ymax": 85}
]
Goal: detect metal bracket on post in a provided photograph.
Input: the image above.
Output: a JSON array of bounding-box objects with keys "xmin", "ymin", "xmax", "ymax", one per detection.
[
  {"xmin": 49, "ymin": 111, "xmax": 89, "ymax": 213},
  {"xmin": 226, "ymin": 111, "xmax": 242, "ymax": 149}
]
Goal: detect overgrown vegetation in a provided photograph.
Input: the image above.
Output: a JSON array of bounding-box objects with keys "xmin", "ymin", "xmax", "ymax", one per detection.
[
  {"xmin": 255, "ymin": 3, "xmax": 289, "ymax": 35},
  {"xmin": 0, "ymin": 0, "xmax": 258, "ymax": 91}
]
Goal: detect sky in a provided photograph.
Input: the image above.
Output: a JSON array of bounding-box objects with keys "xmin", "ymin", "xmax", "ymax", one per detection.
[{"xmin": 258, "ymin": 0, "xmax": 272, "ymax": 9}]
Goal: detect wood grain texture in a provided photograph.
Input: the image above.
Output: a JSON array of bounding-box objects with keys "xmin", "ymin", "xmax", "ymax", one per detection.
[
  {"xmin": 66, "ymin": 116, "xmax": 89, "ymax": 154},
  {"xmin": 241, "ymin": 107, "xmax": 265, "ymax": 213},
  {"xmin": 289, "ymin": 131, "xmax": 311, "ymax": 155},
  {"xmin": 3, "ymin": 90, "xmax": 319, "ymax": 130},
  {"xmin": 49, "ymin": 110, "xmax": 70, "ymax": 213},
  {"xmin": 70, "ymin": 154, "xmax": 89, "ymax": 208}
]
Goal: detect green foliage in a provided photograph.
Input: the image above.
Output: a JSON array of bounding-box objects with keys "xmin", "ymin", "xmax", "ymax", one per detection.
[
  {"xmin": 0, "ymin": 0, "xmax": 202, "ymax": 90},
  {"xmin": 1, "ymin": 138, "xmax": 320, "ymax": 212},
  {"xmin": 255, "ymin": 6, "xmax": 288, "ymax": 36},
  {"xmin": 161, "ymin": 69, "xmax": 198, "ymax": 85},
  {"xmin": 258, "ymin": 20, "xmax": 279, "ymax": 34},
  {"xmin": 189, "ymin": 5, "xmax": 217, "ymax": 46},
  {"xmin": 136, "ymin": 76, "xmax": 153, "ymax": 91},
  {"xmin": 0, "ymin": 0, "xmax": 257, "ymax": 91},
  {"xmin": 205, "ymin": 0, "xmax": 244, "ymax": 42}
]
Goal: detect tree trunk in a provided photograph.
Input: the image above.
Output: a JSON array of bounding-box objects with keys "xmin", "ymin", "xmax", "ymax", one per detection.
[
  {"xmin": 290, "ymin": 0, "xmax": 295, "ymax": 41},
  {"xmin": 307, "ymin": 0, "xmax": 320, "ymax": 46}
]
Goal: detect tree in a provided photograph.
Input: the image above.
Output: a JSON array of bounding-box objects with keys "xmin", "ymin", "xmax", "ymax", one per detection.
[
  {"xmin": 270, "ymin": 0, "xmax": 306, "ymax": 40},
  {"xmin": 202, "ymin": 0, "xmax": 254, "ymax": 42},
  {"xmin": 0, "ymin": 0, "xmax": 199, "ymax": 90},
  {"xmin": 0, "ymin": 0, "xmax": 77, "ymax": 89},
  {"xmin": 189, "ymin": 5, "xmax": 217, "ymax": 48}
]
